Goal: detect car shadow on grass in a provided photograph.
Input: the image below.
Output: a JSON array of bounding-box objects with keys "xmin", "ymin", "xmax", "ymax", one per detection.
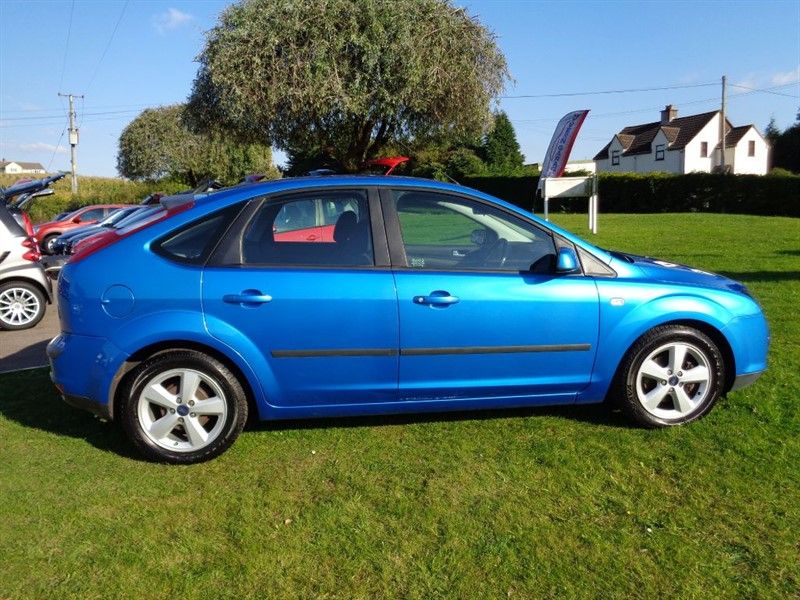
[
  {"xmin": 0, "ymin": 367, "xmax": 634, "ymax": 461},
  {"xmin": 721, "ymin": 270, "xmax": 800, "ymax": 283},
  {"xmin": 0, "ymin": 367, "xmax": 143, "ymax": 460},
  {"xmin": 251, "ymin": 401, "xmax": 635, "ymax": 435}
]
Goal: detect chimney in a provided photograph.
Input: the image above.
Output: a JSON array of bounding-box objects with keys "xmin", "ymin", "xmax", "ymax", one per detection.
[{"xmin": 661, "ymin": 104, "xmax": 677, "ymax": 124}]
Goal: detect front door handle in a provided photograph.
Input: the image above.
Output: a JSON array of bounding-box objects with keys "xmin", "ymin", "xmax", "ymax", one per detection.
[
  {"xmin": 413, "ymin": 290, "xmax": 460, "ymax": 306},
  {"xmin": 223, "ymin": 289, "xmax": 273, "ymax": 306}
]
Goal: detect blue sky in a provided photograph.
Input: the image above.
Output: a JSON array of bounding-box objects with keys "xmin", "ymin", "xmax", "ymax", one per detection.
[{"xmin": 1, "ymin": 0, "xmax": 798, "ymax": 177}]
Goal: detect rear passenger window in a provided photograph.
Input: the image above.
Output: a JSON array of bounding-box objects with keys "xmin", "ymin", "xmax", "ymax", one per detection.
[
  {"xmin": 155, "ymin": 205, "xmax": 242, "ymax": 264},
  {"xmin": 242, "ymin": 191, "xmax": 373, "ymax": 267}
]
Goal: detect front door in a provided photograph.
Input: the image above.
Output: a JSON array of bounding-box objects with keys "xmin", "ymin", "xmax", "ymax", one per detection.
[
  {"xmin": 384, "ymin": 188, "xmax": 599, "ymax": 404},
  {"xmin": 203, "ymin": 188, "xmax": 399, "ymax": 408}
]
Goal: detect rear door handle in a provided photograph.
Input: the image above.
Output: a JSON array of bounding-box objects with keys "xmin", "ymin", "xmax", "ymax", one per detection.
[
  {"xmin": 223, "ymin": 289, "xmax": 273, "ymax": 306},
  {"xmin": 413, "ymin": 290, "xmax": 460, "ymax": 306}
]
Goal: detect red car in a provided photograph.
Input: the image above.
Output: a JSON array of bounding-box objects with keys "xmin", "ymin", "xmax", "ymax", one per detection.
[{"xmin": 35, "ymin": 204, "xmax": 128, "ymax": 254}]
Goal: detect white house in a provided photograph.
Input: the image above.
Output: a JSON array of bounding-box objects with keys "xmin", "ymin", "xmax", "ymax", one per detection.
[
  {"xmin": 0, "ymin": 160, "xmax": 46, "ymax": 175},
  {"xmin": 563, "ymin": 159, "xmax": 597, "ymax": 175},
  {"xmin": 594, "ymin": 105, "xmax": 769, "ymax": 175}
]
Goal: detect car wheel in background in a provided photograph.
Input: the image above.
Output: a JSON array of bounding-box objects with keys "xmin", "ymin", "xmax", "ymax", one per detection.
[
  {"xmin": 615, "ymin": 325, "xmax": 725, "ymax": 427},
  {"xmin": 40, "ymin": 234, "xmax": 60, "ymax": 255},
  {"xmin": 118, "ymin": 350, "xmax": 248, "ymax": 463},
  {"xmin": 0, "ymin": 281, "xmax": 46, "ymax": 330}
]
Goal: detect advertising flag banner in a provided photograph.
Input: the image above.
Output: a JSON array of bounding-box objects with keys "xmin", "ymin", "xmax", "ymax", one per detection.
[{"xmin": 537, "ymin": 110, "xmax": 590, "ymax": 191}]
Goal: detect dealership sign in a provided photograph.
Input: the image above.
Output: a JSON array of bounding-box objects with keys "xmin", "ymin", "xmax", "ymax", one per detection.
[{"xmin": 537, "ymin": 110, "xmax": 590, "ymax": 192}]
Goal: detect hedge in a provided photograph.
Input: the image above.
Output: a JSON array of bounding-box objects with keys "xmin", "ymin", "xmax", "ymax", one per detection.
[{"xmin": 462, "ymin": 173, "xmax": 800, "ymax": 217}]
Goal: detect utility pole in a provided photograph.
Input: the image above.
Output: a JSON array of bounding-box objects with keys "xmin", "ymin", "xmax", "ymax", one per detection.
[
  {"xmin": 58, "ymin": 93, "xmax": 83, "ymax": 194},
  {"xmin": 720, "ymin": 75, "xmax": 727, "ymax": 173}
]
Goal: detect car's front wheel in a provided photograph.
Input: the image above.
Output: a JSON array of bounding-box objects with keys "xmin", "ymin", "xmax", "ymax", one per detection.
[
  {"xmin": 615, "ymin": 325, "xmax": 725, "ymax": 427},
  {"xmin": 0, "ymin": 281, "xmax": 46, "ymax": 330},
  {"xmin": 118, "ymin": 350, "xmax": 248, "ymax": 463}
]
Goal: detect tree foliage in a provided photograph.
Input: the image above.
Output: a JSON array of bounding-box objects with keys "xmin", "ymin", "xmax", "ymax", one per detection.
[
  {"xmin": 186, "ymin": 0, "xmax": 509, "ymax": 172},
  {"xmin": 117, "ymin": 105, "xmax": 278, "ymax": 185},
  {"xmin": 481, "ymin": 111, "xmax": 524, "ymax": 174},
  {"xmin": 771, "ymin": 123, "xmax": 800, "ymax": 174}
]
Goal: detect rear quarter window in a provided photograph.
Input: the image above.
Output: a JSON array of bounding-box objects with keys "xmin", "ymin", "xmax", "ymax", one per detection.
[{"xmin": 153, "ymin": 204, "xmax": 242, "ymax": 264}]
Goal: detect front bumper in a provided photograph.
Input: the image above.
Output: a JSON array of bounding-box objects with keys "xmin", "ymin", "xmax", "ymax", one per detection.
[{"xmin": 729, "ymin": 371, "xmax": 764, "ymax": 392}]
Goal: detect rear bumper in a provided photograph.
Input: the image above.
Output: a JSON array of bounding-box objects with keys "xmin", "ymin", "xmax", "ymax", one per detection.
[
  {"xmin": 47, "ymin": 332, "xmax": 129, "ymax": 420},
  {"xmin": 60, "ymin": 391, "xmax": 112, "ymax": 420}
]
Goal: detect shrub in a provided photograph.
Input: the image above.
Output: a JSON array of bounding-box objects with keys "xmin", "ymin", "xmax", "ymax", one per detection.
[{"xmin": 0, "ymin": 174, "xmax": 185, "ymax": 222}]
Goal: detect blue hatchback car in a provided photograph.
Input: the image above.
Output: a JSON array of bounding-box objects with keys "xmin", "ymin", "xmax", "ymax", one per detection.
[{"xmin": 48, "ymin": 176, "xmax": 769, "ymax": 463}]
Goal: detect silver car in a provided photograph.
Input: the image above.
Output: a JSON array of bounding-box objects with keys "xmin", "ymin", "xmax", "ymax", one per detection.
[{"xmin": 0, "ymin": 203, "xmax": 52, "ymax": 330}]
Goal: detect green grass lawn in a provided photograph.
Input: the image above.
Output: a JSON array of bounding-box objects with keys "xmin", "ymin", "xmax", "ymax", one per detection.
[{"xmin": 1, "ymin": 213, "xmax": 798, "ymax": 598}]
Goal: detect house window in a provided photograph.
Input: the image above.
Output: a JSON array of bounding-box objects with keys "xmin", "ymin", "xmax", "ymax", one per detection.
[
  {"xmin": 700, "ymin": 142, "xmax": 708, "ymax": 158},
  {"xmin": 655, "ymin": 144, "xmax": 665, "ymax": 161},
  {"xmin": 611, "ymin": 150, "xmax": 620, "ymax": 166},
  {"xmin": 748, "ymin": 140, "xmax": 755, "ymax": 157}
]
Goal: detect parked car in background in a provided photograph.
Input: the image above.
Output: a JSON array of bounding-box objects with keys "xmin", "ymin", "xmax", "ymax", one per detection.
[
  {"xmin": 48, "ymin": 176, "xmax": 769, "ymax": 464},
  {"xmin": 35, "ymin": 204, "xmax": 128, "ymax": 255},
  {"xmin": 51, "ymin": 206, "xmax": 143, "ymax": 255},
  {"xmin": 0, "ymin": 202, "xmax": 51, "ymax": 330}
]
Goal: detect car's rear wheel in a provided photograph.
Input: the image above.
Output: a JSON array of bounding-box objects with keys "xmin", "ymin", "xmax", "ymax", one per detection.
[
  {"xmin": 615, "ymin": 325, "xmax": 725, "ymax": 427},
  {"xmin": 0, "ymin": 281, "xmax": 46, "ymax": 330},
  {"xmin": 40, "ymin": 234, "xmax": 59, "ymax": 255},
  {"xmin": 118, "ymin": 350, "xmax": 248, "ymax": 463}
]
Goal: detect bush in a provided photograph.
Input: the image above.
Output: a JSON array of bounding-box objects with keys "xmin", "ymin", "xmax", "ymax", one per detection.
[
  {"xmin": 0, "ymin": 174, "xmax": 186, "ymax": 222},
  {"xmin": 461, "ymin": 173, "xmax": 800, "ymax": 217}
]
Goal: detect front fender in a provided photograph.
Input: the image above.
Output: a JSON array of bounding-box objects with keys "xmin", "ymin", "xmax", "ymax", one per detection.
[{"xmin": 577, "ymin": 284, "xmax": 736, "ymax": 403}]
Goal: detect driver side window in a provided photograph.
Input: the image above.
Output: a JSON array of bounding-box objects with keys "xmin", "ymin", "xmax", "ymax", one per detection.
[{"xmin": 391, "ymin": 190, "xmax": 556, "ymax": 272}]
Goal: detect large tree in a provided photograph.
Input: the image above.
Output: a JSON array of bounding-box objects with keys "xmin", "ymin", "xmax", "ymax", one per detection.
[
  {"xmin": 772, "ymin": 123, "xmax": 800, "ymax": 173},
  {"xmin": 185, "ymin": 0, "xmax": 509, "ymax": 172},
  {"xmin": 117, "ymin": 104, "xmax": 278, "ymax": 185},
  {"xmin": 481, "ymin": 111, "xmax": 524, "ymax": 174}
]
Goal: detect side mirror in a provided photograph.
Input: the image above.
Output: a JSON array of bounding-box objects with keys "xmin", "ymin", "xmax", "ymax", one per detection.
[
  {"xmin": 555, "ymin": 247, "xmax": 580, "ymax": 274},
  {"xmin": 71, "ymin": 216, "xmax": 82, "ymax": 223}
]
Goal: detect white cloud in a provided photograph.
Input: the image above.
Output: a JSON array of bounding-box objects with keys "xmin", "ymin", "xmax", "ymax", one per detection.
[
  {"xmin": 19, "ymin": 142, "xmax": 68, "ymax": 154},
  {"xmin": 771, "ymin": 68, "xmax": 800, "ymax": 86},
  {"xmin": 152, "ymin": 8, "xmax": 193, "ymax": 35},
  {"xmin": 0, "ymin": 140, "xmax": 67, "ymax": 155}
]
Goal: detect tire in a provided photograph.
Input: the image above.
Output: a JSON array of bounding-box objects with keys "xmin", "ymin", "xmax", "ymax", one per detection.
[
  {"xmin": 118, "ymin": 350, "xmax": 248, "ymax": 463},
  {"xmin": 614, "ymin": 325, "xmax": 725, "ymax": 427},
  {"xmin": 40, "ymin": 234, "xmax": 59, "ymax": 255},
  {"xmin": 0, "ymin": 281, "xmax": 46, "ymax": 331}
]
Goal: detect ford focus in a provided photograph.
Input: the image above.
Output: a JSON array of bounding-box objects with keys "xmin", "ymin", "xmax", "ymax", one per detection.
[{"xmin": 48, "ymin": 176, "xmax": 769, "ymax": 463}]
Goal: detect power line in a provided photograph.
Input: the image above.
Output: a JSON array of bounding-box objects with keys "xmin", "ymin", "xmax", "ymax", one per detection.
[
  {"xmin": 46, "ymin": 128, "xmax": 67, "ymax": 172},
  {"xmin": 729, "ymin": 82, "xmax": 799, "ymax": 98},
  {"xmin": 509, "ymin": 82, "xmax": 799, "ymax": 127},
  {"xmin": 0, "ymin": 103, "xmax": 153, "ymax": 115},
  {"xmin": 57, "ymin": 0, "xmax": 76, "ymax": 94},
  {"xmin": 0, "ymin": 108, "xmax": 143, "ymax": 122},
  {"xmin": 84, "ymin": 0, "xmax": 130, "ymax": 92},
  {"xmin": 501, "ymin": 82, "xmax": 717, "ymax": 99}
]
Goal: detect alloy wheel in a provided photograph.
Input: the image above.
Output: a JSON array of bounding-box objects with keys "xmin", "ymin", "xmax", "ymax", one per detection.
[
  {"xmin": 136, "ymin": 368, "xmax": 228, "ymax": 452},
  {"xmin": 635, "ymin": 342, "xmax": 712, "ymax": 420},
  {"xmin": 0, "ymin": 287, "xmax": 42, "ymax": 327}
]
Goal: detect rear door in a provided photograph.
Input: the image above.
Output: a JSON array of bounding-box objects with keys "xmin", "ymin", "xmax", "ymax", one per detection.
[
  {"xmin": 383, "ymin": 188, "xmax": 600, "ymax": 405},
  {"xmin": 202, "ymin": 188, "xmax": 399, "ymax": 408}
]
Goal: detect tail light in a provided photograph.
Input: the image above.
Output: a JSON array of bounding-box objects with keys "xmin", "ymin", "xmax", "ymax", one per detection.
[
  {"xmin": 70, "ymin": 201, "xmax": 194, "ymax": 264},
  {"xmin": 21, "ymin": 212, "xmax": 35, "ymax": 237},
  {"xmin": 22, "ymin": 237, "xmax": 41, "ymax": 262}
]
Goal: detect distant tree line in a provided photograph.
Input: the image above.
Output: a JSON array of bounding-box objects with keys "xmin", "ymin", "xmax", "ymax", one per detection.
[{"xmin": 765, "ymin": 113, "xmax": 800, "ymax": 174}]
